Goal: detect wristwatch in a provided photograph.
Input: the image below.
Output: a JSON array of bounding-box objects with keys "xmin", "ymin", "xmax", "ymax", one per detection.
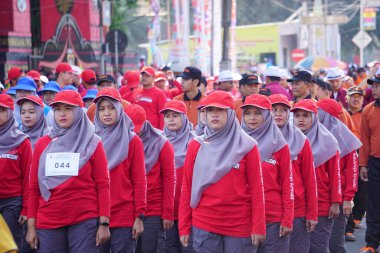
[
  {"xmin": 99, "ymin": 222, "xmax": 110, "ymax": 226},
  {"xmin": 138, "ymin": 214, "xmax": 145, "ymax": 221}
]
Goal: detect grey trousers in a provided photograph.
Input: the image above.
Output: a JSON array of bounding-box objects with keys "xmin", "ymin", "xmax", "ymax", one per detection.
[
  {"xmin": 192, "ymin": 226, "xmax": 257, "ymax": 253},
  {"xmin": 138, "ymin": 216, "xmax": 165, "ymax": 253},
  {"xmin": 37, "ymin": 218, "xmax": 98, "ymax": 253},
  {"xmin": 310, "ymin": 216, "xmax": 334, "ymax": 253},
  {"xmin": 289, "ymin": 217, "xmax": 310, "ymax": 253},
  {"xmin": 258, "ymin": 223, "xmax": 290, "ymax": 253},
  {"xmin": 100, "ymin": 227, "xmax": 136, "ymax": 253},
  {"xmin": 329, "ymin": 205, "xmax": 347, "ymax": 253},
  {"xmin": 165, "ymin": 221, "xmax": 195, "ymax": 253},
  {"xmin": 0, "ymin": 196, "xmax": 23, "ymax": 249}
]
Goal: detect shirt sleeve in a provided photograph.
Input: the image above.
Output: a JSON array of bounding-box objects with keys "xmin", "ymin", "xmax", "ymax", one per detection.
[
  {"xmin": 179, "ymin": 140, "xmax": 200, "ymax": 236},
  {"xmin": 299, "ymin": 140, "xmax": 318, "ymax": 221},
  {"xmin": 90, "ymin": 142, "xmax": 111, "ymax": 217},
  {"xmin": 245, "ymin": 146, "xmax": 266, "ymax": 235},
  {"xmin": 343, "ymin": 151, "xmax": 359, "ymax": 201},
  {"xmin": 160, "ymin": 141, "xmax": 175, "ymax": 221},
  {"xmin": 359, "ymin": 108, "xmax": 371, "ymax": 167},
  {"xmin": 28, "ymin": 140, "xmax": 45, "ymax": 219},
  {"xmin": 20, "ymin": 139, "xmax": 32, "ymax": 216},
  {"xmin": 276, "ymin": 146, "xmax": 294, "ymax": 229},
  {"xmin": 328, "ymin": 151, "xmax": 342, "ymax": 203},
  {"xmin": 129, "ymin": 136, "xmax": 147, "ymax": 218}
]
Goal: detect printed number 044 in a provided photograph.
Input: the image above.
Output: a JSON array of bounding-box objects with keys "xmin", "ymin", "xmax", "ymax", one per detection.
[{"xmin": 55, "ymin": 162, "xmax": 70, "ymax": 169}]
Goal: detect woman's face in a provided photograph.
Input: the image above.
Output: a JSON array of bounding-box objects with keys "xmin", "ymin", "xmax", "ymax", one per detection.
[
  {"xmin": 243, "ymin": 106, "xmax": 265, "ymax": 130},
  {"xmin": 98, "ymin": 99, "xmax": 118, "ymax": 126},
  {"xmin": 164, "ymin": 111, "xmax": 182, "ymax": 131},
  {"xmin": 206, "ymin": 107, "xmax": 228, "ymax": 131},
  {"xmin": 293, "ymin": 110, "xmax": 313, "ymax": 132},
  {"xmin": 0, "ymin": 106, "xmax": 9, "ymax": 127},
  {"xmin": 21, "ymin": 101, "xmax": 38, "ymax": 128},
  {"xmin": 53, "ymin": 103, "xmax": 75, "ymax": 128},
  {"xmin": 271, "ymin": 104, "xmax": 289, "ymax": 128}
]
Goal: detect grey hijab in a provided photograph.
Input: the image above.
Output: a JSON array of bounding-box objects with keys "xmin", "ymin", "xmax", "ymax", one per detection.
[
  {"xmin": 242, "ymin": 109, "xmax": 287, "ymax": 161},
  {"xmin": 190, "ymin": 109, "xmax": 257, "ymax": 208},
  {"xmin": 302, "ymin": 113, "xmax": 339, "ymax": 167},
  {"xmin": 194, "ymin": 110, "xmax": 206, "ymax": 136},
  {"xmin": 318, "ymin": 109, "xmax": 362, "ymax": 158},
  {"xmin": 95, "ymin": 98, "xmax": 136, "ymax": 170},
  {"xmin": 140, "ymin": 121, "xmax": 167, "ymax": 174},
  {"xmin": 0, "ymin": 109, "xmax": 29, "ymax": 154},
  {"xmin": 279, "ymin": 109, "xmax": 307, "ymax": 160},
  {"xmin": 163, "ymin": 114, "xmax": 194, "ymax": 169},
  {"xmin": 20, "ymin": 103, "xmax": 49, "ymax": 149},
  {"xmin": 38, "ymin": 107, "xmax": 100, "ymax": 201}
]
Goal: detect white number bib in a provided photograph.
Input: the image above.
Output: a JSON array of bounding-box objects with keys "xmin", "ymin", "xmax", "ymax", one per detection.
[{"xmin": 45, "ymin": 153, "xmax": 80, "ymax": 177}]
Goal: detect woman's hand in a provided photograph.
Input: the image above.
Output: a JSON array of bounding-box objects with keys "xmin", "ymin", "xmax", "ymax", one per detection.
[
  {"xmin": 329, "ymin": 203, "xmax": 340, "ymax": 219},
  {"xmin": 306, "ymin": 220, "xmax": 318, "ymax": 232},
  {"xmin": 343, "ymin": 200, "xmax": 353, "ymax": 216},
  {"xmin": 279, "ymin": 226, "xmax": 292, "ymax": 237},
  {"xmin": 180, "ymin": 235, "xmax": 190, "ymax": 247},
  {"xmin": 163, "ymin": 219, "xmax": 174, "ymax": 230},
  {"xmin": 132, "ymin": 217, "xmax": 144, "ymax": 239},
  {"xmin": 18, "ymin": 215, "xmax": 27, "ymax": 225},
  {"xmin": 26, "ymin": 218, "xmax": 38, "ymax": 250},
  {"xmin": 251, "ymin": 234, "xmax": 265, "ymax": 246}
]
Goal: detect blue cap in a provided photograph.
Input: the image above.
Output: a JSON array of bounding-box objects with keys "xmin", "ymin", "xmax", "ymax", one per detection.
[
  {"xmin": 62, "ymin": 85, "xmax": 78, "ymax": 91},
  {"xmin": 6, "ymin": 87, "xmax": 16, "ymax": 95},
  {"xmin": 14, "ymin": 77, "xmax": 37, "ymax": 92},
  {"xmin": 83, "ymin": 89, "xmax": 98, "ymax": 100},
  {"xmin": 37, "ymin": 81, "xmax": 61, "ymax": 95}
]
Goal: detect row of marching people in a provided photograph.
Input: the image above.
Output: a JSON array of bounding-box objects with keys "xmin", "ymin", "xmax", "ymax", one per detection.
[{"xmin": 0, "ymin": 78, "xmax": 365, "ymax": 253}]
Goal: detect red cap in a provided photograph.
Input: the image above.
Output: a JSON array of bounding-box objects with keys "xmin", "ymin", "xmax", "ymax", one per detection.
[
  {"xmin": 160, "ymin": 100, "xmax": 187, "ymax": 114},
  {"xmin": 8, "ymin": 67, "xmax": 23, "ymax": 81},
  {"xmin": 0, "ymin": 94, "xmax": 15, "ymax": 110},
  {"xmin": 241, "ymin": 94, "xmax": 272, "ymax": 110},
  {"xmin": 56, "ymin": 63, "xmax": 73, "ymax": 73},
  {"xmin": 201, "ymin": 91, "xmax": 234, "ymax": 109},
  {"xmin": 16, "ymin": 95, "xmax": 44, "ymax": 107},
  {"xmin": 125, "ymin": 104, "xmax": 146, "ymax": 133},
  {"xmin": 154, "ymin": 71, "xmax": 167, "ymax": 82},
  {"xmin": 81, "ymin": 69, "xmax": 97, "ymax": 84},
  {"xmin": 93, "ymin": 87, "xmax": 122, "ymax": 103},
  {"xmin": 49, "ymin": 90, "xmax": 84, "ymax": 107},
  {"xmin": 125, "ymin": 70, "xmax": 140, "ymax": 88},
  {"xmin": 291, "ymin": 99, "xmax": 318, "ymax": 114},
  {"xmin": 141, "ymin": 66, "xmax": 155, "ymax": 77},
  {"xmin": 27, "ymin": 70, "xmax": 41, "ymax": 81},
  {"xmin": 316, "ymin": 98, "xmax": 342, "ymax": 119},
  {"xmin": 269, "ymin": 94, "xmax": 291, "ymax": 108}
]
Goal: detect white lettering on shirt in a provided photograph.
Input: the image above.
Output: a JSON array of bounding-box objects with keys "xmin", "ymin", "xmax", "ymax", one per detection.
[
  {"xmin": 265, "ymin": 158, "xmax": 277, "ymax": 165},
  {"xmin": 139, "ymin": 97, "xmax": 153, "ymax": 103},
  {"xmin": 0, "ymin": 154, "xmax": 19, "ymax": 160}
]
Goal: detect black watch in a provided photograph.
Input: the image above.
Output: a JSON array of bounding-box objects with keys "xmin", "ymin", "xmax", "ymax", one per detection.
[
  {"xmin": 99, "ymin": 222, "xmax": 110, "ymax": 226},
  {"xmin": 138, "ymin": 214, "xmax": 145, "ymax": 221}
]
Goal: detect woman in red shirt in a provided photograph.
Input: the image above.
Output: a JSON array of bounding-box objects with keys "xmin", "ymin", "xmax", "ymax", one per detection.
[
  {"xmin": 269, "ymin": 94, "xmax": 318, "ymax": 253},
  {"xmin": 94, "ymin": 88, "xmax": 146, "ymax": 253},
  {"xmin": 179, "ymin": 91, "xmax": 266, "ymax": 253},
  {"xmin": 18, "ymin": 96, "xmax": 50, "ymax": 149},
  {"xmin": 161, "ymin": 100, "xmax": 195, "ymax": 252},
  {"xmin": 0, "ymin": 94, "xmax": 32, "ymax": 250},
  {"xmin": 241, "ymin": 94, "xmax": 294, "ymax": 253},
  {"xmin": 126, "ymin": 103, "xmax": 175, "ymax": 253},
  {"xmin": 317, "ymin": 98, "xmax": 362, "ymax": 253},
  {"xmin": 26, "ymin": 90, "xmax": 111, "ymax": 253},
  {"xmin": 292, "ymin": 99, "xmax": 341, "ymax": 253}
]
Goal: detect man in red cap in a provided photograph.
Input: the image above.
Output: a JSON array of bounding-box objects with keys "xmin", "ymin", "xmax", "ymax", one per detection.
[
  {"xmin": 120, "ymin": 70, "xmax": 140, "ymax": 103},
  {"xmin": 7, "ymin": 67, "xmax": 25, "ymax": 88},
  {"xmin": 55, "ymin": 63, "xmax": 73, "ymax": 88},
  {"xmin": 81, "ymin": 69, "xmax": 98, "ymax": 91},
  {"xmin": 133, "ymin": 66, "xmax": 167, "ymax": 129},
  {"xmin": 27, "ymin": 70, "xmax": 42, "ymax": 91}
]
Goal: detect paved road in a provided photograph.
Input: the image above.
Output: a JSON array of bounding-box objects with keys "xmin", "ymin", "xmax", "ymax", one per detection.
[{"xmin": 347, "ymin": 219, "xmax": 366, "ymax": 253}]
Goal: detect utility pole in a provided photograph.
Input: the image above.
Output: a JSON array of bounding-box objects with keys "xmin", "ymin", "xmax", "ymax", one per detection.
[
  {"xmin": 99, "ymin": 0, "xmax": 105, "ymax": 73},
  {"xmin": 360, "ymin": 0, "xmax": 364, "ymax": 66},
  {"xmin": 220, "ymin": 0, "xmax": 231, "ymax": 71}
]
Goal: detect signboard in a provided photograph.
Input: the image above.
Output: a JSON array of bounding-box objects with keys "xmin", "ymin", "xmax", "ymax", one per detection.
[
  {"xmin": 352, "ymin": 30, "xmax": 373, "ymax": 49},
  {"xmin": 291, "ymin": 49, "xmax": 305, "ymax": 62},
  {"xmin": 363, "ymin": 8, "xmax": 377, "ymax": 31}
]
